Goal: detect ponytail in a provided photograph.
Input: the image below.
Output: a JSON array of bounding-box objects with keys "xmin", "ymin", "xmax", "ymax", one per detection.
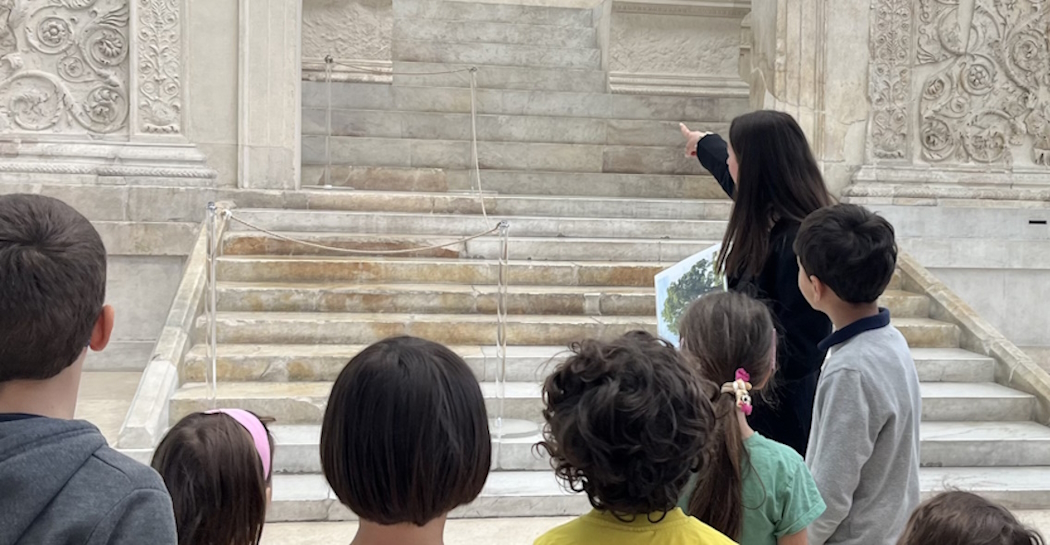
[{"xmin": 687, "ymin": 390, "xmax": 748, "ymax": 539}]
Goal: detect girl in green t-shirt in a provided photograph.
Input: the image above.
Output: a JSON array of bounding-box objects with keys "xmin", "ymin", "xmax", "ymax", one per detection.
[{"xmin": 677, "ymin": 292, "xmax": 826, "ymax": 545}]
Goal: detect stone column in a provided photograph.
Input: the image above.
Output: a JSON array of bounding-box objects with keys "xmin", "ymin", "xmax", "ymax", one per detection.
[
  {"xmin": 236, "ymin": 0, "xmax": 301, "ymax": 190},
  {"xmin": 746, "ymin": 0, "xmax": 871, "ymax": 196}
]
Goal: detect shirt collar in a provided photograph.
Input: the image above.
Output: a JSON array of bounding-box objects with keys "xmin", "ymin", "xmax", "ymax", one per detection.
[
  {"xmin": 818, "ymin": 308, "xmax": 891, "ymax": 351},
  {"xmin": 586, "ymin": 507, "xmax": 688, "ymax": 527}
]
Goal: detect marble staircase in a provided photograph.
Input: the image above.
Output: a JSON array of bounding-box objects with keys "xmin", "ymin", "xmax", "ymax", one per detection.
[
  {"xmin": 157, "ymin": 0, "xmax": 1050, "ymax": 522},
  {"xmin": 168, "ymin": 192, "xmax": 1050, "ymax": 520}
]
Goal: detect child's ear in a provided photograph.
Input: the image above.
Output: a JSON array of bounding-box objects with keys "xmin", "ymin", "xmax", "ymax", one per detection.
[
  {"xmin": 89, "ymin": 305, "xmax": 115, "ymax": 352},
  {"xmin": 809, "ymin": 276, "xmax": 826, "ymax": 303}
]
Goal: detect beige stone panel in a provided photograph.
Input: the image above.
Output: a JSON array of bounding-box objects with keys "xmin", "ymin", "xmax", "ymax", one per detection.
[
  {"xmin": 303, "ymin": 0, "xmax": 392, "ymax": 62},
  {"xmin": 609, "ymin": 13, "xmax": 741, "ymax": 76},
  {"xmin": 185, "ymin": 0, "xmax": 239, "ymax": 182}
]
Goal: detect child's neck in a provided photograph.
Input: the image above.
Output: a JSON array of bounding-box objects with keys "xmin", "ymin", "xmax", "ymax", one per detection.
[
  {"xmin": 825, "ymin": 301, "xmax": 880, "ymax": 331},
  {"xmin": 736, "ymin": 409, "xmax": 754, "ymax": 440},
  {"xmin": 352, "ymin": 516, "xmax": 447, "ymax": 545},
  {"xmin": 0, "ymin": 357, "xmax": 83, "ymax": 419}
]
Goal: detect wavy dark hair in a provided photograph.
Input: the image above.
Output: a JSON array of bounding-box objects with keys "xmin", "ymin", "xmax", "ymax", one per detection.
[
  {"xmin": 679, "ymin": 291, "xmax": 776, "ymax": 540},
  {"xmin": 152, "ymin": 411, "xmax": 275, "ymax": 545},
  {"xmin": 539, "ymin": 330, "xmax": 715, "ymax": 519},
  {"xmin": 717, "ymin": 110, "xmax": 832, "ymax": 279},
  {"xmin": 897, "ymin": 491, "xmax": 1045, "ymax": 545}
]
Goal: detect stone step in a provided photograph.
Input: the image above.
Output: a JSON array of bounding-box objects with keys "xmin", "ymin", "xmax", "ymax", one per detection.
[
  {"xmin": 170, "ymin": 379, "xmax": 1031, "ymax": 427},
  {"xmin": 392, "ymin": 61, "xmax": 607, "ymax": 93},
  {"xmin": 269, "ymin": 425, "xmax": 550, "ymax": 475},
  {"xmin": 181, "ymin": 345, "xmax": 997, "ymax": 385},
  {"xmin": 264, "ymin": 419, "xmax": 1050, "ymax": 475},
  {"xmin": 922, "ymin": 382, "xmax": 1035, "ymax": 422},
  {"xmin": 228, "ymin": 209, "xmax": 729, "ymax": 240},
  {"xmin": 220, "ymin": 231, "xmax": 720, "ymax": 261},
  {"xmin": 293, "ymin": 188, "xmax": 733, "ymax": 221},
  {"xmin": 265, "ymin": 467, "xmax": 1050, "ymax": 521},
  {"xmin": 302, "ymin": 136, "xmax": 702, "ymax": 175},
  {"xmin": 880, "ymin": 290, "xmax": 931, "ymax": 318},
  {"xmin": 214, "ymin": 282, "xmax": 654, "ymax": 315},
  {"xmin": 194, "ymin": 307, "xmax": 958, "ymax": 348},
  {"xmin": 194, "ymin": 312, "xmax": 658, "ymax": 348},
  {"xmin": 182, "ymin": 344, "xmax": 569, "ymax": 384},
  {"xmin": 910, "ymin": 348, "xmax": 996, "ymax": 383},
  {"xmin": 394, "ymin": 0, "xmax": 593, "ymax": 28},
  {"xmin": 922, "ymin": 422, "xmax": 1050, "ymax": 467},
  {"xmin": 299, "ymin": 167, "xmax": 729, "ymax": 200},
  {"xmin": 301, "ymin": 82, "xmax": 750, "ymax": 122},
  {"xmin": 211, "ymin": 283, "xmax": 927, "ymax": 320},
  {"xmin": 393, "ymin": 40, "xmax": 602, "ymax": 70},
  {"xmin": 268, "ymin": 471, "xmax": 586, "ymax": 522},
  {"xmin": 302, "ymin": 108, "xmax": 731, "ymax": 147},
  {"xmin": 393, "ymin": 18, "xmax": 597, "ymax": 48},
  {"xmin": 921, "ymin": 467, "xmax": 1050, "ymax": 510},
  {"xmin": 216, "ymin": 256, "xmax": 667, "ymax": 287}
]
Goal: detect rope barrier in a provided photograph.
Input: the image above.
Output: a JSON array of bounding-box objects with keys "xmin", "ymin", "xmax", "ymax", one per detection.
[
  {"xmin": 225, "ymin": 212, "xmax": 502, "ymax": 256},
  {"xmin": 322, "ymin": 55, "xmax": 490, "ymax": 220},
  {"xmin": 325, "ymin": 55, "xmax": 478, "ymax": 76}
]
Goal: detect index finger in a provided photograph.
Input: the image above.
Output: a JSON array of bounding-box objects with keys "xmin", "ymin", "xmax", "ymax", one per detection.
[{"xmin": 679, "ymin": 123, "xmax": 692, "ymax": 138}]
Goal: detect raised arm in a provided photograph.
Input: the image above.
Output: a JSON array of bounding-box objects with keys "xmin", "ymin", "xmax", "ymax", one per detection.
[{"xmin": 680, "ymin": 123, "xmax": 736, "ymax": 198}]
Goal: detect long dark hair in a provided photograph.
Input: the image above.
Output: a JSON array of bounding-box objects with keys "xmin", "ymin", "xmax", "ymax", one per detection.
[
  {"xmin": 717, "ymin": 110, "xmax": 832, "ymax": 279},
  {"xmin": 679, "ymin": 292, "xmax": 776, "ymax": 540},
  {"xmin": 152, "ymin": 411, "xmax": 275, "ymax": 545}
]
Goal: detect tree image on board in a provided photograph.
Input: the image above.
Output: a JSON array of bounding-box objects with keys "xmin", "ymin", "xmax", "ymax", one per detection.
[{"xmin": 660, "ymin": 258, "xmax": 721, "ymax": 335}]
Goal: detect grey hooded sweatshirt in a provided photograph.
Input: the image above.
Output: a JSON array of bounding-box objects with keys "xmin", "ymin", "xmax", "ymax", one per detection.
[{"xmin": 0, "ymin": 415, "xmax": 177, "ymax": 545}]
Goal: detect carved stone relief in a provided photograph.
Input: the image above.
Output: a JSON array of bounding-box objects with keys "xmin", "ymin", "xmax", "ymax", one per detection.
[
  {"xmin": 303, "ymin": 0, "xmax": 391, "ymax": 62},
  {"xmin": 917, "ymin": 0, "xmax": 1050, "ymax": 167},
  {"xmin": 135, "ymin": 0, "xmax": 180, "ymax": 134},
  {"xmin": 0, "ymin": 0, "xmax": 129, "ymax": 135},
  {"xmin": 869, "ymin": 0, "xmax": 912, "ymax": 160}
]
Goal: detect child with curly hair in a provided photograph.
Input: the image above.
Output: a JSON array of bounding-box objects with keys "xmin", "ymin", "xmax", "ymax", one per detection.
[{"xmin": 534, "ymin": 330, "xmax": 735, "ymax": 545}]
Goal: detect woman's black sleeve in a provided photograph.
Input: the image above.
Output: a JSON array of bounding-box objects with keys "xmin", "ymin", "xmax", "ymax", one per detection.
[{"xmin": 695, "ymin": 134, "xmax": 736, "ymax": 199}]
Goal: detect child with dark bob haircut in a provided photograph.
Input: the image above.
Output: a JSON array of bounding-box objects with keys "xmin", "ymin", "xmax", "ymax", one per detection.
[
  {"xmin": 897, "ymin": 491, "xmax": 1044, "ymax": 545},
  {"xmin": 151, "ymin": 409, "xmax": 275, "ymax": 545},
  {"xmin": 534, "ymin": 331, "xmax": 734, "ymax": 545},
  {"xmin": 795, "ymin": 203, "xmax": 920, "ymax": 545},
  {"xmin": 320, "ymin": 336, "xmax": 491, "ymax": 544}
]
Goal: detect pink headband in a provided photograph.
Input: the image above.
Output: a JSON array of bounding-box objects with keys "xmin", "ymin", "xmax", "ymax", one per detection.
[{"xmin": 205, "ymin": 409, "xmax": 271, "ymax": 478}]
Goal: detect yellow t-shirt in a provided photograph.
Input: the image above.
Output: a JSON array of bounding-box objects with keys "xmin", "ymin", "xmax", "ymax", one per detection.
[{"xmin": 535, "ymin": 508, "xmax": 738, "ymax": 545}]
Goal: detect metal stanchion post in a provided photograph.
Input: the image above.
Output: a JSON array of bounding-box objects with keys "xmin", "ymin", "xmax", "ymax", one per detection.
[{"xmin": 206, "ymin": 202, "xmax": 219, "ymax": 408}]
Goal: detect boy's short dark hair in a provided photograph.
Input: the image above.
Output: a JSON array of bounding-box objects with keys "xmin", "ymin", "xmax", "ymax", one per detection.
[
  {"xmin": 794, "ymin": 203, "xmax": 898, "ymax": 304},
  {"xmin": 539, "ymin": 331, "xmax": 714, "ymax": 517},
  {"xmin": 320, "ymin": 336, "xmax": 491, "ymax": 526},
  {"xmin": 0, "ymin": 194, "xmax": 107, "ymax": 382}
]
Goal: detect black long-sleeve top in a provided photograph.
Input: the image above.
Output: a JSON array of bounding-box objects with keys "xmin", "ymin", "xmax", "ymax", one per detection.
[{"xmin": 696, "ymin": 134, "xmax": 832, "ymax": 455}]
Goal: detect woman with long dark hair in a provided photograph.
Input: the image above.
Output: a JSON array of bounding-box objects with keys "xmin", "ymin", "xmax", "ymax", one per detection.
[{"xmin": 680, "ymin": 110, "xmax": 833, "ymax": 455}]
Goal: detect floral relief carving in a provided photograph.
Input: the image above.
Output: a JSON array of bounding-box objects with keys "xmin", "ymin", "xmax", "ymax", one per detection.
[
  {"xmin": 135, "ymin": 0, "xmax": 180, "ymax": 134},
  {"xmin": 918, "ymin": 0, "xmax": 1050, "ymax": 167},
  {"xmin": 0, "ymin": 0, "xmax": 128, "ymax": 134},
  {"xmin": 869, "ymin": 0, "xmax": 913, "ymax": 160}
]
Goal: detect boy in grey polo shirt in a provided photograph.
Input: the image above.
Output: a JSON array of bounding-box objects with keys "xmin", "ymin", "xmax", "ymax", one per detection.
[{"xmin": 793, "ymin": 204, "xmax": 921, "ymax": 545}]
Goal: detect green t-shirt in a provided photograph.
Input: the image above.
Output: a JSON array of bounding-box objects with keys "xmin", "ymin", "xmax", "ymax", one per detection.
[{"xmin": 677, "ymin": 433, "xmax": 825, "ymax": 545}]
